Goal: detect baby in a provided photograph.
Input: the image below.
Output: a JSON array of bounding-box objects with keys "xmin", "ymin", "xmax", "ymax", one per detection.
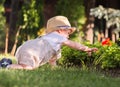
[{"xmin": 8, "ymin": 16, "xmax": 98, "ymax": 70}]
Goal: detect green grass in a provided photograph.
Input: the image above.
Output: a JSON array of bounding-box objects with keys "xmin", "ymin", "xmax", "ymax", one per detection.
[
  {"xmin": 0, "ymin": 54, "xmax": 120, "ymax": 87},
  {"xmin": 0, "ymin": 65, "xmax": 120, "ymax": 87}
]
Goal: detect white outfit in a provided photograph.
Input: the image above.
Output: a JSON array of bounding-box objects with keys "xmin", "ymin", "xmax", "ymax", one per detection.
[{"xmin": 15, "ymin": 32, "xmax": 68, "ymax": 68}]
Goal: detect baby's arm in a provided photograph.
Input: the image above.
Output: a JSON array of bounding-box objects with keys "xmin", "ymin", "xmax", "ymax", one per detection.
[{"xmin": 62, "ymin": 40, "xmax": 98, "ymax": 52}]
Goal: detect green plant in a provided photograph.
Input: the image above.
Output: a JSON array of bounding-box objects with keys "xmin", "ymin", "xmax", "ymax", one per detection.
[
  {"xmin": 58, "ymin": 42, "xmax": 120, "ymax": 70},
  {"xmin": 93, "ymin": 44, "xmax": 120, "ymax": 69},
  {"xmin": 58, "ymin": 45, "xmax": 91, "ymax": 69},
  {"xmin": 116, "ymin": 38, "xmax": 120, "ymax": 46}
]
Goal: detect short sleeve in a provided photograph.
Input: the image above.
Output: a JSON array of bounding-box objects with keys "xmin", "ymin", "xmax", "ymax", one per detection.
[{"xmin": 42, "ymin": 32, "xmax": 68, "ymax": 51}]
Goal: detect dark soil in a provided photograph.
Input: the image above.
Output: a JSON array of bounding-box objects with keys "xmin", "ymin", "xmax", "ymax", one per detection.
[{"xmin": 101, "ymin": 68, "xmax": 120, "ymax": 77}]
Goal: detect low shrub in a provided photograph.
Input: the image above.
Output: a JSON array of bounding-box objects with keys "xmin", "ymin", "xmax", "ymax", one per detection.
[
  {"xmin": 58, "ymin": 42, "xmax": 120, "ymax": 70},
  {"xmin": 116, "ymin": 38, "xmax": 120, "ymax": 46},
  {"xmin": 93, "ymin": 44, "xmax": 120, "ymax": 69},
  {"xmin": 58, "ymin": 45, "xmax": 94, "ymax": 69}
]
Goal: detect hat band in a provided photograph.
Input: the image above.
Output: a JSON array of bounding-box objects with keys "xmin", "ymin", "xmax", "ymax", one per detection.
[{"xmin": 56, "ymin": 26, "xmax": 71, "ymax": 29}]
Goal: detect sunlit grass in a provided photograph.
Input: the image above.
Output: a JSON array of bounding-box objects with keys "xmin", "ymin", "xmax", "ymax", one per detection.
[
  {"xmin": 0, "ymin": 54, "xmax": 16, "ymax": 63},
  {"xmin": 0, "ymin": 65, "xmax": 120, "ymax": 87},
  {"xmin": 0, "ymin": 54, "xmax": 15, "ymax": 59}
]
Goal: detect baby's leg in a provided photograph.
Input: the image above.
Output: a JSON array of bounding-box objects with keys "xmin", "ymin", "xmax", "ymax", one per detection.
[
  {"xmin": 49, "ymin": 56, "xmax": 57, "ymax": 67},
  {"xmin": 11, "ymin": 53, "xmax": 38, "ymax": 70},
  {"xmin": 7, "ymin": 64, "xmax": 34, "ymax": 70}
]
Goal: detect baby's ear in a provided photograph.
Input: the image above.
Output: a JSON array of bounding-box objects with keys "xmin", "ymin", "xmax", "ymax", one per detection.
[{"xmin": 56, "ymin": 29, "xmax": 62, "ymax": 33}]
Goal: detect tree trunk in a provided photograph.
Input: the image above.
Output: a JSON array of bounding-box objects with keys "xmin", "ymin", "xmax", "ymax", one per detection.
[
  {"xmin": 43, "ymin": 0, "xmax": 58, "ymax": 27},
  {"xmin": 3, "ymin": 0, "xmax": 23, "ymax": 54},
  {"xmin": 8, "ymin": 0, "xmax": 19, "ymax": 53},
  {"xmin": 9, "ymin": 0, "xmax": 23, "ymax": 55},
  {"xmin": 10, "ymin": 26, "xmax": 21, "ymax": 55},
  {"xmin": 4, "ymin": 24, "xmax": 9, "ymax": 54},
  {"xmin": 83, "ymin": 0, "xmax": 96, "ymax": 43},
  {"xmin": 3, "ymin": 0, "xmax": 11, "ymax": 54}
]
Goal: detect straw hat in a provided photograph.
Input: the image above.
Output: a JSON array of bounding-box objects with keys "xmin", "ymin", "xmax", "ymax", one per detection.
[{"xmin": 46, "ymin": 16, "xmax": 76, "ymax": 34}]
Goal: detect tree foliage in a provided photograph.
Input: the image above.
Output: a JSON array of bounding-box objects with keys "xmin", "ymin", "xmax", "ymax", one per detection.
[
  {"xmin": 0, "ymin": 0, "xmax": 86, "ymax": 51},
  {"xmin": 56, "ymin": 0, "xmax": 85, "ymax": 25},
  {"xmin": 90, "ymin": 5, "xmax": 120, "ymax": 32},
  {"xmin": 0, "ymin": 1, "xmax": 6, "ymax": 50},
  {"xmin": 19, "ymin": 0, "xmax": 44, "ymax": 40},
  {"xmin": 19, "ymin": 0, "xmax": 85, "ymax": 42},
  {"xmin": 56, "ymin": 0, "xmax": 85, "ymax": 41}
]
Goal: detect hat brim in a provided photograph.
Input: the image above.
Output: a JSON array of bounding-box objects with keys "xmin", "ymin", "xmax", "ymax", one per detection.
[{"xmin": 67, "ymin": 27, "xmax": 76, "ymax": 34}]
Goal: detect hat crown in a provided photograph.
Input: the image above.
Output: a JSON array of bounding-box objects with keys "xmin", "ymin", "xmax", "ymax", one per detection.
[
  {"xmin": 46, "ymin": 16, "xmax": 71, "ymax": 33},
  {"xmin": 47, "ymin": 16, "xmax": 71, "ymax": 28}
]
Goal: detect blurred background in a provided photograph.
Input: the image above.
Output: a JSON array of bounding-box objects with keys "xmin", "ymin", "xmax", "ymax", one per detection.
[{"xmin": 0, "ymin": 0, "xmax": 120, "ymax": 55}]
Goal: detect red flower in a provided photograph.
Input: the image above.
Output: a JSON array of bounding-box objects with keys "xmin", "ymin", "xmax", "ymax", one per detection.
[{"xmin": 102, "ymin": 38, "xmax": 112, "ymax": 46}]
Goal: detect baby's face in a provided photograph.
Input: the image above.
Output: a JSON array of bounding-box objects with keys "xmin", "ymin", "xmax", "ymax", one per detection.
[{"xmin": 57, "ymin": 29, "xmax": 71, "ymax": 38}]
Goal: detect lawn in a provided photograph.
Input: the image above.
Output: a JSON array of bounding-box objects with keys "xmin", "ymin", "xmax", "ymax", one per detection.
[{"xmin": 0, "ymin": 65, "xmax": 120, "ymax": 87}]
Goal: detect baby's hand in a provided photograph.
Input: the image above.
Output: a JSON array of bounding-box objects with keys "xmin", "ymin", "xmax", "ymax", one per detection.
[
  {"xmin": 91, "ymin": 48, "xmax": 98, "ymax": 52},
  {"xmin": 85, "ymin": 48, "xmax": 98, "ymax": 56},
  {"xmin": 85, "ymin": 48, "xmax": 98, "ymax": 52}
]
